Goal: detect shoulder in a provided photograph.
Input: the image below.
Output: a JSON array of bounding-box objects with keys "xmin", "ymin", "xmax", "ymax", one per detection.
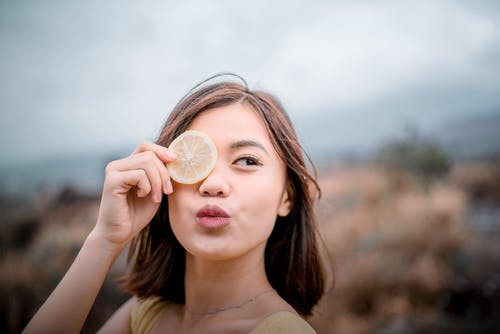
[
  {"xmin": 130, "ymin": 296, "xmax": 170, "ymax": 334},
  {"xmin": 249, "ymin": 311, "xmax": 316, "ymax": 334},
  {"xmin": 98, "ymin": 298, "xmax": 137, "ymax": 334}
]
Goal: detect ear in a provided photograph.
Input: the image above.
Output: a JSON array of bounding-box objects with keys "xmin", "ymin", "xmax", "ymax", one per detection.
[{"xmin": 277, "ymin": 183, "xmax": 293, "ymax": 217}]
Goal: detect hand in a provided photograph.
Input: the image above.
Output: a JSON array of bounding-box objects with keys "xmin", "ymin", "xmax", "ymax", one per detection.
[{"xmin": 92, "ymin": 141, "xmax": 177, "ymax": 249}]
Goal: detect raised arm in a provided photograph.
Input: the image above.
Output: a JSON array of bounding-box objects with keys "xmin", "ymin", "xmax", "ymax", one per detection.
[{"xmin": 23, "ymin": 142, "xmax": 176, "ymax": 333}]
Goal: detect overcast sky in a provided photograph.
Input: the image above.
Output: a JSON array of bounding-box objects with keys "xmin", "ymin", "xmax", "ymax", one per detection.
[{"xmin": 1, "ymin": 0, "xmax": 500, "ymax": 164}]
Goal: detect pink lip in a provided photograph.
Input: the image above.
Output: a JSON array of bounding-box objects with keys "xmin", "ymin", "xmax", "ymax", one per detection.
[{"xmin": 196, "ymin": 205, "xmax": 231, "ymax": 230}]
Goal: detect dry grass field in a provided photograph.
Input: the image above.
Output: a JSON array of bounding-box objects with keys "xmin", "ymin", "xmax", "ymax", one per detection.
[
  {"xmin": 1, "ymin": 158, "xmax": 499, "ymax": 333},
  {"xmin": 311, "ymin": 161, "xmax": 500, "ymax": 333}
]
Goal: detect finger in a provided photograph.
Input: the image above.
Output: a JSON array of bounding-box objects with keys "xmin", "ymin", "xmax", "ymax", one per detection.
[
  {"xmin": 131, "ymin": 144, "xmax": 174, "ymax": 195},
  {"xmin": 132, "ymin": 141, "xmax": 176, "ymax": 195},
  {"xmin": 134, "ymin": 149, "xmax": 172, "ymax": 196},
  {"xmin": 133, "ymin": 141, "xmax": 177, "ymax": 163},
  {"xmin": 108, "ymin": 152, "xmax": 164, "ymax": 202},
  {"xmin": 148, "ymin": 150, "xmax": 173, "ymax": 195},
  {"xmin": 110, "ymin": 169, "xmax": 152, "ymax": 198}
]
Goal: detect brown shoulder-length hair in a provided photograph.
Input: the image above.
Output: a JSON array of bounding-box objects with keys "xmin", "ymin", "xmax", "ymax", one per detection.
[{"xmin": 122, "ymin": 74, "xmax": 326, "ymax": 317}]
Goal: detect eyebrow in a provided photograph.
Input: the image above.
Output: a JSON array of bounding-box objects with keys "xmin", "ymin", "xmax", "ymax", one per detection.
[{"xmin": 229, "ymin": 139, "xmax": 269, "ymax": 156}]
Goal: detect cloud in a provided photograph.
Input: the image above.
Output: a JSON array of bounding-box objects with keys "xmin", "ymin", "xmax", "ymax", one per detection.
[
  {"xmin": 0, "ymin": 0, "xmax": 499, "ymax": 163},
  {"xmin": 263, "ymin": 1, "xmax": 498, "ymax": 111}
]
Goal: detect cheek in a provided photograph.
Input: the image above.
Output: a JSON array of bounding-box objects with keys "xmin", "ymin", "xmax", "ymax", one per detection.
[
  {"xmin": 167, "ymin": 188, "xmax": 191, "ymax": 232},
  {"xmin": 167, "ymin": 192, "xmax": 197, "ymax": 253},
  {"xmin": 240, "ymin": 175, "xmax": 286, "ymax": 221}
]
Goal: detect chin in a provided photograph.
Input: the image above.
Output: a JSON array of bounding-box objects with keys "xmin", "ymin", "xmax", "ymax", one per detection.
[{"xmin": 187, "ymin": 245, "xmax": 244, "ymax": 262}]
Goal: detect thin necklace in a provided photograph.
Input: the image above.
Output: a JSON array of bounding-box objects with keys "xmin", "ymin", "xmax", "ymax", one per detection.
[{"xmin": 184, "ymin": 288, "xmax": 276, "ymax": 316}]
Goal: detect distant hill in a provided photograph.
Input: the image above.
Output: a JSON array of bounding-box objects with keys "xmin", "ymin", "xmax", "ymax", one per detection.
[
  {"xmin": 294, "ymin": 109, "xmax": 500, "ymax": 165},
  {"xmin": 1, "ymin": 111, "xmax": 499, "ymax": 198},
  {"xmin": 430, "ymin": 112, "xmax": 500, "ymax": 161}
]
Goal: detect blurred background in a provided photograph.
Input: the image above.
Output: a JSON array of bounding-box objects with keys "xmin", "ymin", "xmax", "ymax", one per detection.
[{"xmin": 1, "ymin": 0, "xmax": 500, "ymax": 333}]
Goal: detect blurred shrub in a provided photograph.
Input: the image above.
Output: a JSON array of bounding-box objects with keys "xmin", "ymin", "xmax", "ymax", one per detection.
[
  {"xmin": 310, "ymin": 165, "xmax": 500, "ymax": 334},
  {"xmin": 374, "ymin": 129, "xmax": 450, "ymax": 180},
  {"xmin": 2, "ymin": 162, "xmax": 499, "ymax": 334},
  {"xmin": 0, "ymin": 190, "xmax": 127, "ymax": 333},
  {"xmin": 449, "ymin": 158, "xmax": 500, "ymax": 203}
]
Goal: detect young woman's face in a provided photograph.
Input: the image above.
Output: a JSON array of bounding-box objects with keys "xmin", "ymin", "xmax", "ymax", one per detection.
[{"xmin": 167, "ymin": 103, "xmax": 291, "ymax": 261}]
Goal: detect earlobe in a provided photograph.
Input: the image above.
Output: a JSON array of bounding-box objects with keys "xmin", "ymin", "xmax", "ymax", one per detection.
[{"xmin": 278, "ymin": 200, "xmax": 292, "ymax": 217}]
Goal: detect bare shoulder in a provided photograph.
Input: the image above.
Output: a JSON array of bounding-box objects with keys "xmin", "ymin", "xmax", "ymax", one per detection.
[
  {"xmin": 97, "ymin": 297, "xmax": 138, "ymax": 334},
  {"xmin": 250, "ymin": 311, "xmax": 316, "ymax": 334}
]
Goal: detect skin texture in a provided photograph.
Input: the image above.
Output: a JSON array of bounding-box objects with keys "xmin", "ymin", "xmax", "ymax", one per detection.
[
  {"xmin": 169, "ymin": 103, "xmax": 291, "ymax": 261},
  {"xmin": 23, "ymin": 103, "xmax": 296, "ymax": 334}
]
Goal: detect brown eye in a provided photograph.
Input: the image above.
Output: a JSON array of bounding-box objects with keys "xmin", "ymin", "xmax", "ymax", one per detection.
[{"xmin": 234, "ymin": 156, "xmax": 262, "ymax": 167}]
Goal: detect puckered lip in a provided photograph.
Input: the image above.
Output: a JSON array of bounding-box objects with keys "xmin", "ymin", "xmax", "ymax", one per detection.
[
  {"xmin": 196, "ymin": 205, "xmax": 230, "ymax": 218},
  {"xmin": 195, "ymin": 205, "xmax": 231, "ymax": 230}
]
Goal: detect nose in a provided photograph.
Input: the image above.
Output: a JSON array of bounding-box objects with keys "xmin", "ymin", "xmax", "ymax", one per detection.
[{"xmin": 198, "ymin": 162, "xmax": 230, "ymax": 197}]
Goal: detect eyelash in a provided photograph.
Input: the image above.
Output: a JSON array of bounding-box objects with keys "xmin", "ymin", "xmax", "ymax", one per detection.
[{"xmin": 234, "ymin": 156, "xmax": 262, "ymax": 167}]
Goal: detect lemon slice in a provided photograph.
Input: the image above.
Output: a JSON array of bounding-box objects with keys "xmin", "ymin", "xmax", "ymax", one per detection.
[{"xmin": 167, "ymin": 130, "xmax": 217, "ymax": 184}]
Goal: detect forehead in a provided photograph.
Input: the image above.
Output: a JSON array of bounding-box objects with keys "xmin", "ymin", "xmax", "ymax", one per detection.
[{"xmin": 187, "ymin": 103, "xmax": 272, "ymax": 146}]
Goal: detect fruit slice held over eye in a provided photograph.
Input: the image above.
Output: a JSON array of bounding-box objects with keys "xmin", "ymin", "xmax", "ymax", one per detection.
[{"xmin": 166, "ymin": 130, "xmax": 217, "ymax": 184}]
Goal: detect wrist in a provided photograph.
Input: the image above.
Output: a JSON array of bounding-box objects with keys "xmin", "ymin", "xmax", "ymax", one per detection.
[{"xmin": 86, "ymin": 229, "xmax": 126, "ymax": 261}]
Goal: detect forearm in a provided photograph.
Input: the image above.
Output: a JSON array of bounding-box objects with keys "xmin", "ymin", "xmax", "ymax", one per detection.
[{"xmin": 23, "ymin": 230, "xmax": 123, "ymax": 334}]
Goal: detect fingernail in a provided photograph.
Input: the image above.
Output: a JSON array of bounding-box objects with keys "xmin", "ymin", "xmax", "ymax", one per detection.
[
  {"xmin": 164, "ymin": 148, "xmax": 176, "ymax": 160},
  {"xmin": 165, "ymin": 180, "xmax": 173, "ymax": 194}
]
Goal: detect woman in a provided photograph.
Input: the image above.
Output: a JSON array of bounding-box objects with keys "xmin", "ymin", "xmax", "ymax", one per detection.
[{"xmin": 23, "ymin": 74, "xmax": 327, "ymax": 333}]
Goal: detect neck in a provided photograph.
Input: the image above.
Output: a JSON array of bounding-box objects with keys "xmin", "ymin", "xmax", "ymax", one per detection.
[{"xmin": 183, "ymin": 248, "xmax": 272, "ymax": 315}]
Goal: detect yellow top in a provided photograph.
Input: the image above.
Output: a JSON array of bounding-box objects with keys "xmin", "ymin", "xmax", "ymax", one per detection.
[{"xmin": 130, "ymin": 297, "xmax": 316, "ymax": 334}]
